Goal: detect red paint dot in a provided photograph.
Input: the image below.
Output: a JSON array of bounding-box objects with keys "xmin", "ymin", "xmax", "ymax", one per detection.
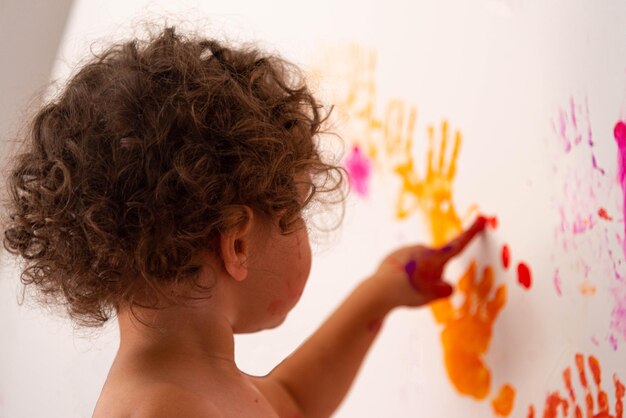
[
  {"xmin": 501, "ymin": 244, "xmax": 511, "ymax": 269},
  {"xmin": 598, "ymin": 208, "xmax": 613, "ymax": 221},
  {"xmin": 517, "ymin": 262, "xmax": 532, "ymax": 289}
]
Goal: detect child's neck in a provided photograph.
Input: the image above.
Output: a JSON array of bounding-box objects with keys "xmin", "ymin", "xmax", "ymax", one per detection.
[{"xmin": 116, "ymin": 304, "xmax": 238, "ymax": 373}]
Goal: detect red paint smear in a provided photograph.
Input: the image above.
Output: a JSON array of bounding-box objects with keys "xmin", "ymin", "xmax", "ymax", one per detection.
[
  {"xmin": 486, "ymin": 216, "xmax": 498, "ymax": 229},
  {"xmin": 517, "ymin": 262, "xmax": 532, "ymax": 289},
  {"xmin": 589, "ymin": 356, "xmax": 610, "ymax": 413},
  {"xmin": 501, "ymin": 244, "xmax": 511, "ymax": 270},
  {"xmin": 564, "ymin": 368, "xmax": 577, "ymax": 402},
  {"xmin": 575, "ymin": 353, "xmax": 594, "ymax": 417},
  {"xmin": 543, "ymin": 392, "xmax": 569, "ymax": 418},
  {"xmin": 477, "ymin": 214, "xmax": 497, "ymax": 230},
  {"xmin": 615, "ymin": 374, "xmax": 625, "ymax": 418},
  {"xmin": 598, "ymin": 208, "xmax": 613, "ymax": 221}
]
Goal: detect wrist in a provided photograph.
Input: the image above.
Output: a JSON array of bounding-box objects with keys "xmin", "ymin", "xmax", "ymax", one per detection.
[{"xmin": 359, "ymin": 275, "xmax": 398, "ymax": 317}]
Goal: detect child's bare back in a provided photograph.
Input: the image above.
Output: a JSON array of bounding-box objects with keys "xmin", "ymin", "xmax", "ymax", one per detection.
[{"xmin": 3, "ymin": 26, "xmax": 486, "ymax": 418}]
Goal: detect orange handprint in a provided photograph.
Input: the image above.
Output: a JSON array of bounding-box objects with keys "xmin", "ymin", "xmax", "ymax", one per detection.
[
  {"xmin": 386, "ymin": 116, "xmax": 464, "ymax": 246},
  {"xmin": 528, "ymin": 353, "xmax": 625, "ymax": 418},
  {"xmin": 430, "ymin": 261, "xmax": 507, "ymax": 399}
]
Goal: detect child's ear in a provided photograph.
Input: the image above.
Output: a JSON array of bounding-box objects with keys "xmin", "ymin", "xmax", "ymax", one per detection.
[{"xmin": 220, "ymin": 206, "xmax": 255, "ymax": 282}]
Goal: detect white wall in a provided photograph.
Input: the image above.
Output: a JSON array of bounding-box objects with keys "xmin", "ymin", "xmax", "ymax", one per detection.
[{"xmin": 1, "ymin": 1, "xmax": 625, "ymax": 417}]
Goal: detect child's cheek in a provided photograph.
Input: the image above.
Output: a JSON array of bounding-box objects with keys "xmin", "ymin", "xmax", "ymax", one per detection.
[{"xmin": 267, "ymin": 299, "xmax": 287, "ymax": 317}]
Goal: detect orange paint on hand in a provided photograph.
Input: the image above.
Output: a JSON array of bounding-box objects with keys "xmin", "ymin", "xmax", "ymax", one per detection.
[{"xmin": 492, "ymin": 384, "xmax": 516, "ymax": 416}]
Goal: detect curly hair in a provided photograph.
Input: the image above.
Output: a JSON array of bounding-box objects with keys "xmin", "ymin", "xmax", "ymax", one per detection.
[{"xmin": 2, "ymin": 27, "xmax": 344, "ymax": 327}]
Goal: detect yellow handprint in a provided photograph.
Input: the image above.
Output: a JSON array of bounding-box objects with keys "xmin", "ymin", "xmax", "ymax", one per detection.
[
  {"xmin": 384, "ymin": 113, "xmax": 463, "ymax": 246},
  {"xmin": 312, "ymin": 45, "xmax": 383, "ymax": 161}
]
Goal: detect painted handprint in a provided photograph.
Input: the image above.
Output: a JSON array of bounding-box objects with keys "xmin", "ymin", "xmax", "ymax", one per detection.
[
  {"xmin": 382, "ymin": 99, "xmax": 418, "ymax": 208},
  {"xmin": 549, "ymin": 96, "xmax": 625, "ymax": 349},
  {"xmin": 312, "ymin": 44, "xmax": 383, "ymax": 161},
  {"xmin": 430, "ymin": 261, "xmax": 507, "ymax": 399},
  {"xmin": 527, "ymin": 353, "xmax": 625, "ymax": 418},
  {"xmin": 385, "ymin": 112, "xmax": 464, "ymax": 246}
]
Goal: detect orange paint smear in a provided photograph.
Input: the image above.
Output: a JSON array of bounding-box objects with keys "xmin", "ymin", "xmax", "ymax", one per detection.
[
  {"xmin": 615, "ymin": 374, "xmax": 625, "ymax": 418},
  {"xmin": 580, "ymin": 281, "xmax": 597, "ymax": 296},
  {"xmin": 492, "ymin": 384, "xmax": 516, "ymax": 416},
  {"xmin": 434, "ymin": 262, "xmax": 506, "ymax": 399}
]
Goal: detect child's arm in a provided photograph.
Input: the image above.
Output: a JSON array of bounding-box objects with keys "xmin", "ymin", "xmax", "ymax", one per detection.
[{"xmin": 253, "ymin": 217, "xmax": 487, "ymax": 418}]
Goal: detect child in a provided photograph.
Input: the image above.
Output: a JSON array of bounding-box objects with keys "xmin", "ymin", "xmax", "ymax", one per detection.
[{"xmin": 2, "ymin": 27, "xmax": 486, "ymax": 417}]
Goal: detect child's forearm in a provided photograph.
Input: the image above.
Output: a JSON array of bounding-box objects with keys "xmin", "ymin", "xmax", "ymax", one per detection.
[{"xmin": 269, "ymin": 276, "xmax": 395, "ymax": 418}]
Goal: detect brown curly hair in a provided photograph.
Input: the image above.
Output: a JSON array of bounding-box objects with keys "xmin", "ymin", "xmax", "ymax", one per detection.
[{"xmin": 2, "ymin": 27, "xmax": 344, "ymax": 327}]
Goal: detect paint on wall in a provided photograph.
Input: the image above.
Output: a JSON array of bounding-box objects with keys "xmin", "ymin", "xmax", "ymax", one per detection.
[
  {"xmin": 527, "ymin": 353, "xmax": 624, "ymax": 418},
  {"xmin": 344, "ymin": 145, "xmax": 373, "ymax": 198},
  {"xmin": 432, "ymin": 261, "xmax": 507, "ymax": 400},
  {"xmin": 548, "ymin": 96, "xmax": 626, "ymax": 349},
  {"xmin": 313, "ymin": 44, "xmax": 525, "ymax": 414}
]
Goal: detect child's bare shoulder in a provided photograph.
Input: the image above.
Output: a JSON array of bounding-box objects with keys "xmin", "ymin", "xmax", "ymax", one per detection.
[{"xmin": 94, "ymin": 381, "xmax": 223, "ymax": 418}]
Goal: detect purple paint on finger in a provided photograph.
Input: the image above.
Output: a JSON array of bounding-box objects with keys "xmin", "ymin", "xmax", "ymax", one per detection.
[{"xmin": 405, "ymin": 259, "xmax": 418, "ymax": 290}]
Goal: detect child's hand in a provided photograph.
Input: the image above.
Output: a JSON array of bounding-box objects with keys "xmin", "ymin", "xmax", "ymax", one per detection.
[{"xmin": 371, "ymin": 216, "xmax": 488, "ymax": 309}]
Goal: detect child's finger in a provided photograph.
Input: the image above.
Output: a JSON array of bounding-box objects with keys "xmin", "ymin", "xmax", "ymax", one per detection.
[
  {"xmin": 438, "ymin": 216, "xmax": 487, "ymax": 259},
  {"xmin": 430, "ymin": 281, "xmax": 453, "ymax": 298}
]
